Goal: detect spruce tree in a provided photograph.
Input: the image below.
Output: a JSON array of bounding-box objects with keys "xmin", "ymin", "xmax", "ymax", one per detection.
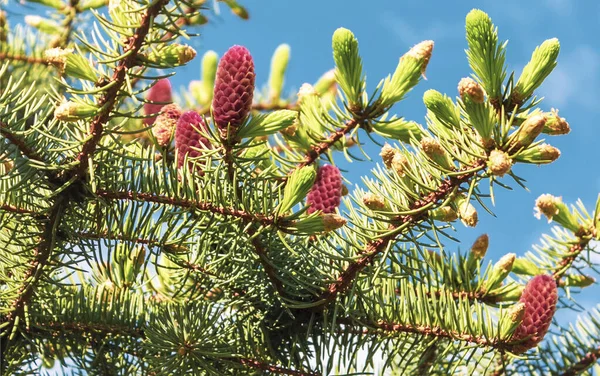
[{"xmin": 1, "ymin": 1, "xmax": 599, "ymax": 374}]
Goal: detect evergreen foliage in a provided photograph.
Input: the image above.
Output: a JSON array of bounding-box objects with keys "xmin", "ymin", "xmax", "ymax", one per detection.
[{"xmin": 0, "ymin": 1, "xmax": 599, "ymax": 374}]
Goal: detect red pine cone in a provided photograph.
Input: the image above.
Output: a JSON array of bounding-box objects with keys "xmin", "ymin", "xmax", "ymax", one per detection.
[
  {"xmin": 175, "ymin": 111, "xmax": 211, "ymax": 170},
  {"xmin": 307, "ymin": 165, "xmax": 342, "ymax": 214},
  {"xmin": 511, "ymin": 274, "xmax": 558, "ymax": 354},
  {"xmin": 144, "ymin": 78, "xmax": 172, "ymax": 125},
  {"xmin": 212, "ymin": 45, "xmax": 255, "ymax": 132}
]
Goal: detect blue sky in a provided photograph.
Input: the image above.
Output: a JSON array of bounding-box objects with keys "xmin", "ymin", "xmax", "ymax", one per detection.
[{"xmin": 180, "ymin": 0, "xmax": 600, "ymax": 267}]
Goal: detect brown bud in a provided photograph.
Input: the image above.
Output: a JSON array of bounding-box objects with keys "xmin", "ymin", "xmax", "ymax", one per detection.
[
  {"xmin": 363, "ymin": 193, "xmax": 387, "ymax": 210},
  {"xmin": 487, "ymin": 149, "xmax": 512, "ymax": 177},
  {"xmin": 458, "ymin": 77, "xmax": 485, "ymax": 103},
  {"xmin": 380, "ymin": 143, "xmax": 396, "ymax": 169}
]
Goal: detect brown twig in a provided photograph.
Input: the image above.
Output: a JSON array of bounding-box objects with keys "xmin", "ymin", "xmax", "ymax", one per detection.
[
  {"xmin": 235, "ymin": 357, "xmax": 319, "ymax": 376},
  {"xmin": 95, "ymin": 189, "xmax": 277, "ymax": 227},
  {"xmin": 552, "ymin": 232, "xmax": 596, "ymax": 282},
  {"xmin": 0, "ymin": 124, "xmax": 45, "ymax": 162},
  {"xmin": 70, "ymin": 0, "xmax": 171, "ymax": 180},
  {"xmin": 0, "ymin": 52, "xmax": 47, "ymax": 65},
  {"xmin": 559, "ymin": 345, "xmax": 600, "ymax": 376}
]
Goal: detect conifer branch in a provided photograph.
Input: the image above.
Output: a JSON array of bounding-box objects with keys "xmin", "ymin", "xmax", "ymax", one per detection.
[
  {"xmin": 70, "ymin": 0, "xmax": 170, "ymax": 180},
  {"xmin": 0, "ymin": 123, "xmax": 45, "ymax": 162},
  {"xmin": 95, "ymin": 189, "xmax": 277, "ymax": 226},
  {"xmin": 1, "ymin": 199, "xmax": 66, "ymax": 356},
  {"xmin": 559, "ymin": 345, "xmax": 600, "ymax": 376},
  {"xmin": 0, "ymin": 204, "xmax": 39, "ymax": 216},
  {"xmin": 297, "ymin": 118, "xmax": 359, "ymax": 170},
  {"xmin": 315, "ymin": 160, "xmax": 486, "ymax": 309},
  {"xmin": 0, "ymin": 52, "xmax": 47, "ymax": 65},
  {"xmin": 552, "ymin": 234, "xmax": 596, "ymax": 282},
  {"xmin": 247, "ymin": 227, "xmax": 285, "ymax": 297},
  {"xmin": 338, "ymin": 317, "xmax": 504, "ymax": 351},
  {"xmin": 234, "ymin": 357, "xmax": 319, "ymax": 376}
]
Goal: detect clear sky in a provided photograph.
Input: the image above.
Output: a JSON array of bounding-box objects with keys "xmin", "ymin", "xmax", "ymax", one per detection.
[{"xmin": 181, "ymin": 1, "xmax": 600, "ymax": 268}]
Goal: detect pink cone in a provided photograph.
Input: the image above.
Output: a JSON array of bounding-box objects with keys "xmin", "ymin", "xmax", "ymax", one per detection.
[
  {"xmin": 175, "ymin": 111, "xmax": 211, "ymax": 170},
  {"xmin": 307, "ymin": 165, "xmax": 342, "ymax": 214},
  {"xmin": 144, "ymin": 79, "xmax": 172, "ymax": 125},
  {"xmin": 212, "ymin": 45, "xmax": 255, "ymax": 132},
  {"xmin": 511, "ymin": 274, "xmax": 558, "ymax": 353}
]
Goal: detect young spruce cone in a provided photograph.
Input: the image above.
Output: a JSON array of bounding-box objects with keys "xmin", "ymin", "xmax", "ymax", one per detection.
[
  {"xmin": 175, "ymin": 111, "xmax": 211, "ymax": 170},
  {"xmin": 152, "ymin": 104, "xmax": 182, "ymax": 147},
  {"xmin": 510, "ymin": 274, "xmax": 558, "ymax": 353},
  {"xmin": 144, "ymin": 78, "xmax": 172, "ymax": 125},
  {"xmin": 307, "ymin": 165, "xmax": 342, "ymax": 214},
  {"xmin": 212, "ymin": 45, "xmax": 255, "ymax": 133}
]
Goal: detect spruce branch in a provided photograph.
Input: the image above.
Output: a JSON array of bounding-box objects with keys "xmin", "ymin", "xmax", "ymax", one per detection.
[
  {"xmin": 95, "ymin": 189, "xmax": 278, "ymax": 227},
  {"xmin": 0, "ymin": 204, "xmax": 43, "ymax": 216},
  {"xmin": 70, "ymin": 0, "xmax": 171, "ymax": 180},
  {"xmin": 315, "ymin": 159, "xmax": 486, "ymax": 309},
  {"xmin": 1, "ymin": 199, "xmax": 66, "ymax": 357},
  {"xmin": 0, "ymin": 122, "xmax": 46, "ymax": 163},
  {"xmin": 559, "ymin": 346, "xmax": 600, "ymax": 376},
  {"xmin": 0, "ymin": 52, "xmax": 47, "ymax": 65},
  {"xmin": 552, "ymin": 235, "xmax": 596, "ymax": 282}
]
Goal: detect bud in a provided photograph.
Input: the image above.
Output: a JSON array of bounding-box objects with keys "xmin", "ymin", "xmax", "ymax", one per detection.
[
  {"xmin": 458, "ymin": 77, "xmax": 485, "ymax": 103},
  {"xmin": 152, "ymin": 104, "xmax": 182, "ymax": 147},
  {"xmin": 323, "ymin": 214, "xmax": 347, "ymax": 232},
  {"xmin": 561, "ymin": 274, "xmax": 595, "ymax": 288},
  {"xmin": 454, "ymin": 195, "xmax": 478, "ymax": 228},
  {"xmin": 212, "ymin": 45, "xmax": 255, "ymax": 133},
  {"xmin": 380, "ymin": 143, "xmax": 396, "ymax": 169},
  {"xmin": 507, "ymin": 114, "xmax": 547, "ymax": 152},
  {"xmin": 534, "ymin": 194, "xmax": 581, "ymax": 233},
  {"xmin": 466, "ymin": 234, "xmax": 489, "ymax": 275},
  {"xmin": 420, "ymin": 137, "xmax": 454, "ymax": 171},
  {"xmin": 470, "ymin": 234, "xmax": 489, "ymax": 260},
  {"xmin": 423, "ymin": 89, "xmax": 460, "ymax": 129},
  {"xmin": 541, "ymin": 108, "xmax": 570, "ymax": 135},
  {"xmin": 378, "ymin": 40, "xmax": 434, "ymax": 111},
  {"xmin": 278, "ymin": 166, "xmax": 317, "ymax": 215},
  {"xmin": 514, "ymin": 143, "xmax": 560, "ymax": 165},
  {"xmin": 429, "ymin": 206, "xmax": 458, "ymax": 222},
  {"xmin": 188, "ymin": 12, "xmax": 208, "ymax": 25},
  {"xmin": 371, "ymin": 118, "xmax": 424, "ymax": 142},
  {"xmin": 297, "ymin": 83, "xmax": 318, "ymax": 103},
  {"xmin": 26, "ymin": 0, "xmax": 66, "ymax": 9},
  {"xmin": 139, "ymin": 44, "xmax": 196, "ymax": 68},
  {"xmin": 391, "ymin": 153, "xmax": 409, "ymax": 177},
  {"xmin": 0, "ymin": 10, "xmax": 7, "ymax": 42},
  {"xmin": 510, "ymin": 274, "xmax": 558, "ymax": 354},
  {"xmin": 500, "ymin": 302, "xmax": 526, "ymax": 340},
  {"xmin": 341, "ymin": 185, "xmax": 349, "ymax": 196},
  {"xmin": 144, "ymin": 79, "xmax": 172, "ymax": 125},
  {"xmin": 487, "ymin": 149, "xmax": 512, "ymax": 177},
  {"xmin": 363, "ymin": 193, "xmax": 388, "ymax": 211},
  {"xmin": 512, "ymin": 258, "xmax": 542, "ymax": 276},
  {"xmin": 26, "ymin": 15, "xmax": 62, "ymax": 35},
  {"xmin": 79, "ymin": 0, "xmax": 109, "ymax": 10},
  {"xmin": 175, "ymin": 111, "xmax": 211, "ymax": 171},
  {"xmin": 199, "ymin": 50, "xmax": 219, "ymax": 106},
  {"xmin": 487, "ymin": 282, "xmax": 524, "ymax": 303},
  {"xmin": 483, "ymin": 253, "xmax": 516, "ymax": 293},
  {"xmin": 224, "ymin": 0, "xmax": 249, "ymax": 19},
  {"xmin": 268, "ymin": 44, "xmax": 291, "ymax": 103},
  {"xmin": 313, "ymin": 69, "xmax": 337, "ymax": 96},
  {"xmin": 332, "ymin": 27, "xmax": 363, "ymax": 107},
  {"xmin": 307, "ymin": 165, "xmax": 343, "ymax": 214},
  {"xmin": 44, "ymin": 48, "xmax": 97, "ymax": 82},
  {"xmin": 54, "ymin": 101, "xmax": 99, "ymax": 122},
  {"xmin": 512, "ymin": 38, "xmax": 560, "ymax": 104}
]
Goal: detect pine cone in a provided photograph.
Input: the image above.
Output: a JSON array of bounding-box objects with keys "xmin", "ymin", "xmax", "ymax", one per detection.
[
  {"xmin": 144, "ymin": 78, "xmax": 172, "ymax": 125},
  {"xmin": 175, "ymin": 111, "xmax": 211, "ymax": 170},
  {"xmin": 307, "ymin": 165, "xmax": 342, "ymax": 214},
  {"xmin": 510, "ymin": 274, "xmax": 558, "ymax": 353},
  {"xmin": 152, "ymin": 104, "xmax": 182, "ymax": 147},
  {"xmin": 212, "ymin": 45, "xmax": 255, "ymax": 133}
]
